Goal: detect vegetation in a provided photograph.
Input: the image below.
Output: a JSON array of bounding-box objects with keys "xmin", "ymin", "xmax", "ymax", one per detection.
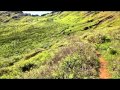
[{"xmin": 0, "ymin": 11, "xmax": 120, "ymax": 79}]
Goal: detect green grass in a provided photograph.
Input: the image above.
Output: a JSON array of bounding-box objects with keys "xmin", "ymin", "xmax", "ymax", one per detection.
[{"xmin": 0, "ymin": 11, "xmax": 120, "ymax": 79}]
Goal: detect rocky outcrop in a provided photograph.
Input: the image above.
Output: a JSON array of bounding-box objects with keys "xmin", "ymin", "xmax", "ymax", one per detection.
[
  {"xmin": 0, "ymin": 11, "xmax": 30, "ymax": 22},
  {"xmin": 0, "ymin": 11, "xmax": 25, "ymax": 22},
  {"xmin": 0, "ymin": 11, "xmax": 24, "ymax": 17}
]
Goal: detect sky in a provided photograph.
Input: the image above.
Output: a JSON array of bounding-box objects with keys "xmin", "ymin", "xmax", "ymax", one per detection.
[{"xmin": 23, "ymin": 11, "xmax": 52, "ymax": 16}]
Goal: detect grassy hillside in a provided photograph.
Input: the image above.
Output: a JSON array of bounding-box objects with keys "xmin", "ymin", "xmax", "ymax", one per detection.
[{"xmin": 0, "ymin": 11, "xmax": 119, "ymax": 79}]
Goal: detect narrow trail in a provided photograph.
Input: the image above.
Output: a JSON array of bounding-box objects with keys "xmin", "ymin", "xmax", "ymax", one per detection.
[{"xmin": 96, "ymin": 51, "xmax": 111, "ymax": 79}]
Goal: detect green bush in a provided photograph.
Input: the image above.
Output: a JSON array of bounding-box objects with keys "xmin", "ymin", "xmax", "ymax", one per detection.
[
  {"xmin": 48, "ymin": 42, "xmax": 99, "ymax": 79},
  {"xmin": 51, "ymin": 52, "xmax": 99, "ymax": 79},
  {"xmin": 109, "ymin": 49, "xmax": 117, "ymax": 55},
  {"xmin": 109, "ymin": 58, "xmax": 120, "ymax": 78},
  {"xmin": 87, "ymin": 34, "xmax": 111, "ymax": 44},
  {"xmin": 20, "ymin": 63, "xmax": 37, "ymax": 72}
]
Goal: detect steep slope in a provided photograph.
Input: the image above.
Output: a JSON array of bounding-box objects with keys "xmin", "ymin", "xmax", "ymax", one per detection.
[{"xmin": 0, "ymin": 11, "xmax": 120, "ymax": 79}]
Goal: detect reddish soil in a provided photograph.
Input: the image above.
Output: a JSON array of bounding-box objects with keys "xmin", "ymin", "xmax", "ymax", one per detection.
[{"xmin": 96, "ymin": 51, "xmax": 111, "ymax": 79}]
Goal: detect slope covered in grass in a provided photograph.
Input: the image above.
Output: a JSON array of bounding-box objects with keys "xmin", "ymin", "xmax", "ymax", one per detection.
[{"xmin": 0, "ymin": 11, "xmax": 120, "ymax": 79}]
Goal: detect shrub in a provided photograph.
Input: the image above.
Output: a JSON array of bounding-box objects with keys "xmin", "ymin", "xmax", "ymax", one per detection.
[
  {"xmin": 109, "ymin": 49, "xmax": 117, "ymax": 55},
  {"xmin": 51, "ymin": 52, "xmax": 99, "ymax": 79},
  {"xmin": 87, "ymin": 34, "xmax": 111, "ymax": 44},
  {"xmin": 109, "ymin": 58, "xmax": 120, "ymax": 78},
  {"xmin": 0, "ymin": 68, "xmax": 12, "ymax": 76},
  {"xmin": 20, "ymin": 63, "xmax": 37, "ymax": 72},
  {"xmin": 48, "ymin": 42, "xmax": 99, "ymax": 79}
]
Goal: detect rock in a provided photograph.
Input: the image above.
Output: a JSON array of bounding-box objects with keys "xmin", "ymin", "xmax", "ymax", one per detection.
[
  {"xmin": 12, "ymin": 16, "xmax": 20, "ymax": 19},
  {"xmin": 32, "ymin": 14, "xmax": 39, "ymax": 17},
  {"xmin": 23, "ymin": 13, "xmax": 31, "ymax": 16}
]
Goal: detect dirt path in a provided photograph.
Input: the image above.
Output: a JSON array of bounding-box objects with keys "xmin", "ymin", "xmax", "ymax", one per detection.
[{"xmin": 96, "ymin": 51, "xmax": 111, "ymax": 79}]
